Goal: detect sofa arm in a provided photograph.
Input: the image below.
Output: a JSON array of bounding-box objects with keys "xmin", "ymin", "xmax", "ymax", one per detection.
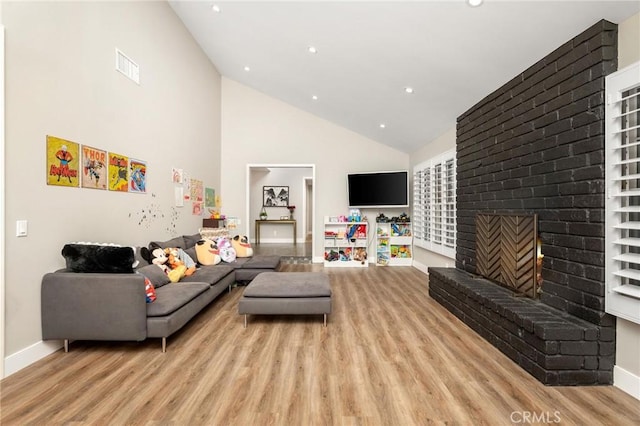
[{"xmin": 41, "ymin": 271, "xmax": 147, "ymax": 342}]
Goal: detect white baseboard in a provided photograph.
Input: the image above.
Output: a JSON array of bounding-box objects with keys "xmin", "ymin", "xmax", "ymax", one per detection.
[
  {"xmin": 253, "ymin": 238, "xmax": 302, "ymax": 244},
  {"xmin": 614, "ymin": 365, "xmax": 640, "ymax": 400},
  {"xmin": 4, "ymin": 340, "xmax": 62, "ymax": 378},
  {"xmin": 412, "ymin": 260, "xmax": 429, "ymax": 275}
]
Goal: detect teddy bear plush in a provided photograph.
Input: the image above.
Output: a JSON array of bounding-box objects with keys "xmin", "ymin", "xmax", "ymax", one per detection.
[{"xmin": 231, "ymin": 235, "xmax": 253, "ymax": 258}]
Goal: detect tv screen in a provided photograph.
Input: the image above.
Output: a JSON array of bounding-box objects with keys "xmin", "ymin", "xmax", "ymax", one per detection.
[{"xmin": 347, "ymin": 171, "xmax": 409, "ymax": 208}]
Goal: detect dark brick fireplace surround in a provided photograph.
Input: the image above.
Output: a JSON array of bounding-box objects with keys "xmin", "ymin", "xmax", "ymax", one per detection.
[{"xmin": 429, "ymin": 20, "xmax": 617, "ymax": 386}]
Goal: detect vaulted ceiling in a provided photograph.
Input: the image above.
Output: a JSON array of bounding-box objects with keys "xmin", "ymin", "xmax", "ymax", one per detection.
[{"xmin": 169, "ymin": 1, "xmax": 640, "ymax": 154}]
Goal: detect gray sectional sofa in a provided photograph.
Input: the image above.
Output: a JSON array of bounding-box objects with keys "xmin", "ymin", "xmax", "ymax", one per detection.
[{"xmin": 41, "ymin": 233, "xmax": 281, "ymax": 352}]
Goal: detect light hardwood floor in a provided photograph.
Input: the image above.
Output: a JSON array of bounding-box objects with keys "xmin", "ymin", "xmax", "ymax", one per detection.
[{"xmin": 1, "ymin": 264, "xmax": 639, "ymax": 425}]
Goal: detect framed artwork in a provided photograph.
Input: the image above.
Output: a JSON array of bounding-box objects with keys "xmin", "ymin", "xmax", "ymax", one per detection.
[
  {"xmin": 81, "ymin": 145, "xmax": 107, "ymax": 190},
  {"xmin": 129, "ymin": 158, "xmax": 147, "ymax": 193},
  {"xmin": 108, "ymin": 152, "xmax": 129, "ymax": 192},
  {"xmin": 46, "ymin": 135, "xmax": 80, "ymax": 187},
  {"xmin": 263, "ymin": 186, "xmax": 289, "ymax": 207}
]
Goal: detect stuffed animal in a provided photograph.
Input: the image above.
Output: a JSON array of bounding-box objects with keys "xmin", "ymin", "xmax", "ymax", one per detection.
[
  {"xmin": 195, "ymin": 239, "xmax": 221, "ymax": 266},
  {"xmin": 141, "ymin": 244, "xmax": 170, "ymax": 275},
  {"xmin": 231, "ymin": 235, "xmax": 253, "ymax": 258},
  {"xmin": 215, "ymin": 236, "xmax": 236, "ymax": 263},
  {"xmin": 164, "ymin": 248, "xmax": 188, "ymax": 283},
  {"xmin": 353, "ymin": 247, "xmax": 367, "ymax": 264}
]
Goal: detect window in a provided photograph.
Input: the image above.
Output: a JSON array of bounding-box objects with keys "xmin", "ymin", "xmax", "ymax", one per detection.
[
  {"xmin": 605, "ymin": 60, "xmax": 640, "ymax": 325},
  {"xmin": 413, "ymin": 149, "xmax": 456, "ymax": 258}
]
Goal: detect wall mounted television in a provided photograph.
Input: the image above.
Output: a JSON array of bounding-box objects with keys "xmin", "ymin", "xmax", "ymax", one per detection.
[{"xmin": 347, "ymin": 170, "xmax": 409, "ymax": 208}]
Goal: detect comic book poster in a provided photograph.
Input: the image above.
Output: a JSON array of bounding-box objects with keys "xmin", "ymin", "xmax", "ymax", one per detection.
[
  {"xmin": 129, "ymin": 158, "xmax": 147, "ymax": 193},
  {"xmin": 81, "ymin": 145, "xmax": 107, "ymax": 190},
  {"xmin": 46, "ymin": 135, "xmax": 80, "ymax": 187},
  {"xmin": 108, "ymin": 152, "xmax": 129, "ymax": 192},
  {"xmin": 205, "ymin": 187, "xmax": 215, "ymax": 208}
]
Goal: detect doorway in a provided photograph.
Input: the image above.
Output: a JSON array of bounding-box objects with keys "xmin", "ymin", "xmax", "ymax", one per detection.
[{"xmin": 246, "ymin": 164, "xmax": 315, "ymax": 259}]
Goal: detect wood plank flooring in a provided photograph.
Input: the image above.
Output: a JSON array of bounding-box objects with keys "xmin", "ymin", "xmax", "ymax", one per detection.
[{"xmin": 1, "ymin": 264, "xmax": 639, "ymax": 425}]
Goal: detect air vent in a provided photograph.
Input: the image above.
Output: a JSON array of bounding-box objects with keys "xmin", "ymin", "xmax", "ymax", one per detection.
[{"xmin": 115, "ymin": 48, "xmax": 139, "ymax": 85}]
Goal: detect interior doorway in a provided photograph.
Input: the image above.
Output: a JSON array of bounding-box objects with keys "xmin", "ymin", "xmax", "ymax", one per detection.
[{"xmin": 246, "ymin": 164, "xmax": 315, "ymax": 259}]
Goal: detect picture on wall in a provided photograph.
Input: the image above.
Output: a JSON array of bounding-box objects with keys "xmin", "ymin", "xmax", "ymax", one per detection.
[
  {"xmin": 205, "ymin": 187, "xmax": 215, "ymax": 208},
  {"xmin": 108, "ymin": 152, "xmax": 129, "ymax": 192},
  {"xmin": 81, "ymin": 145, "xmax": 107, "ymax": 190},
  {"xmin": 129, "ymin": 158, "xmax": 147, "ymax": 193},
  {"xmin": 46, "ymin": 135, "xmax": 80, "ymax": 187},
  {"xmin": 263, "ymin": 186, "xmax": 289, "ymax": 207}
]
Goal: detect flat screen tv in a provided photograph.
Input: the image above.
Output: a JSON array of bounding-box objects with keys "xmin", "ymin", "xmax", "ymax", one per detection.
[{"xmin": 347, "ymin": 170, "xmax": 409, "ymax": 208}]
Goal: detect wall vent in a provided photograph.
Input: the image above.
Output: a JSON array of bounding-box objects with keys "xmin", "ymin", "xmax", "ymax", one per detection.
[{"xmin": 115, "ymin": 48, "xmax": 139, "ymax": 85}]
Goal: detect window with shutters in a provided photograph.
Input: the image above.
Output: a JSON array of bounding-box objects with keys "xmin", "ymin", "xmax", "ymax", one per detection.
[
  {"xmin": 605, "ymin": 60, "xmax": 640, "ymax": 325},
  {"xmin": 413, "ymin": 149, "xmax": 456, "ymax": 259}
]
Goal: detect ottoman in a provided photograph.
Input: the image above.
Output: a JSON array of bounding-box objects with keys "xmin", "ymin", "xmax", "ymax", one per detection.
[{"xmin": 238, "ymin": 272, "xmax": 331, "ymax": 327}]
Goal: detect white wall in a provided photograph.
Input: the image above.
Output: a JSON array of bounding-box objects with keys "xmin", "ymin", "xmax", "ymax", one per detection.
[
  {"xmin": 221, "ymin": 78, "xmax": 409, "ymax": 260},
  {"xmin": 614, "ymin": 11, "xmax": 640, "ymax": 400},
  {"xmin": 2, "ymin": 1, "xmax": 221, "ymax": 374}
]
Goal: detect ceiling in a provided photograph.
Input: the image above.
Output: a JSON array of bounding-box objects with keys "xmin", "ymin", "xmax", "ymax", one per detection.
[{"xmin": 169, "ymin": 0, "xmax": 640, "ymax": 154}]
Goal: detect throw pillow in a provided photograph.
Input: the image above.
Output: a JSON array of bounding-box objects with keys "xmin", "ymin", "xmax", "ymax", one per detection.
[
  {"xmin": 143, "ymin": 276, "xmax": 157, "ymax": 303},
  {"xmin": 62, "ymin": 243, "xmax": 135, "ymax": 273},
  {"xmin": 137, "ymin": 264, "xmax": 171, "ymax": 288}
]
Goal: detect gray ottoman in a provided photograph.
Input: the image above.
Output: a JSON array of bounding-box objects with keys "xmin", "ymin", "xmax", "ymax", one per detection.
[{"xmin": 238, "ymin": 272, "xmax": 331, "ymax": 327}]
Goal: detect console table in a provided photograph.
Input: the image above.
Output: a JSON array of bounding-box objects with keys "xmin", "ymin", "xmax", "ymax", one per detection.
[{"xmin": 255, "ymin": 219, "xmax": 296, "ymax": 244}]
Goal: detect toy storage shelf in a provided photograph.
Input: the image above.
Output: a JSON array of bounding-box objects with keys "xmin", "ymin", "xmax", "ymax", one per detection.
[
  {"xmin": 324, "ymin": 220, "xmax": 368, "ymax": 268},
  {"xmin": 376, "ymin": 222, "xmax": 413, "ymax": 266}
]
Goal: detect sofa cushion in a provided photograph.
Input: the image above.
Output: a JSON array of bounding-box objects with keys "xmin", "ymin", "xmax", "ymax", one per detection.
[
  {"xmin": 151, "ymin": 236, "xmax": 185, "ymax": 249},
  {"xmin": 180, "ymin": 264, "xmax": 234, "ymax": 286},
  {"xmin": 184, "ymin": 247, "xmax": 198, "ymax": 266},
  {"xmin": 242, "ymin": 255, "xmax": 281, "ymax": 270},
  {"xmin": 147, "ymin": 283, "xmax": 209, "ymax": 317},
  {"xmin": 225, "ymin": 258, "xmax": 250, "ymax": 269},
  {"xmin": 183, "ymin": 233, "xmax": 201, "ymax": 249},
  {"xmin": 137, "ymin": 264, "xmax": 171, "ymax": 289}
]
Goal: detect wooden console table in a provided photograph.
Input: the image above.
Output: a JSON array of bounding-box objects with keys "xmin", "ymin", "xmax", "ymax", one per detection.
[{"xmin": 255, "ymin": 219, "xmax": 296, "ymax": 244}]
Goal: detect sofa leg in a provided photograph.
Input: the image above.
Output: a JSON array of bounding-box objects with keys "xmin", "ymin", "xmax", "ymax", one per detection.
[
  {"xmin": 324, "ymin": 314, "xmax": 327, "ymax": 327},
  {"xmin": 244, "ymin": 314, "xmax": 247, "ymax": 328},
  {"xmin": 64, "ymin": 339, "xmax": 69, "ymax": 352},
  {"xmin": 162, "ymin": 337, "xmax": 166, "ymax": 353}
]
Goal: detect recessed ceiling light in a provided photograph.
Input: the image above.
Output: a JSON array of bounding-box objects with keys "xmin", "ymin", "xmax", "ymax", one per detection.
[
  {"xmin": 379, "ymin": 123, "xmax": 386, "ymax": 129},
  {"xmin": 308, "ymin": 46, "xmax": 318, "ymax": 54},
  {"xmin": 404, "ymin": 87, "xmax": 414, "ymax": 94},
  {"xmin": 243, "ymin": 66, "xmax": 251, "ymax": 72},
  {"xmin": 312, "ymin": 95, "xmax": 318, "ymax": 100},
  {"xmin": 467, "ymin": 0, "xmax": 483, "ymax": 7},
  {"xmin": 211, "ymin": 4, "xmax": 221, "ymax": 13}
]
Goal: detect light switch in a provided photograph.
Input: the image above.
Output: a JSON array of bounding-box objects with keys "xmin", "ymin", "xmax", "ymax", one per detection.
[{"xmin": 16, "ymin": 220, "xmax": 28, "ymax": 237}]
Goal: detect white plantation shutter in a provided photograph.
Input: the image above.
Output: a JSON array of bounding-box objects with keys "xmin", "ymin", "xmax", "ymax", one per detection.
[
  {"xmin": 605, "ymin": 61, "xmax": 640, "ymax": 324},
  {"xmin": 413, "ymin": 149, "xmax": 456, "ymax": 259}
]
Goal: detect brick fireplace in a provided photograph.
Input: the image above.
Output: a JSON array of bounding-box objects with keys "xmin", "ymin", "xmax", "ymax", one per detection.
[{"xmin": 429, "ymin": 20, "xmax": 617, "ymax": 385}]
